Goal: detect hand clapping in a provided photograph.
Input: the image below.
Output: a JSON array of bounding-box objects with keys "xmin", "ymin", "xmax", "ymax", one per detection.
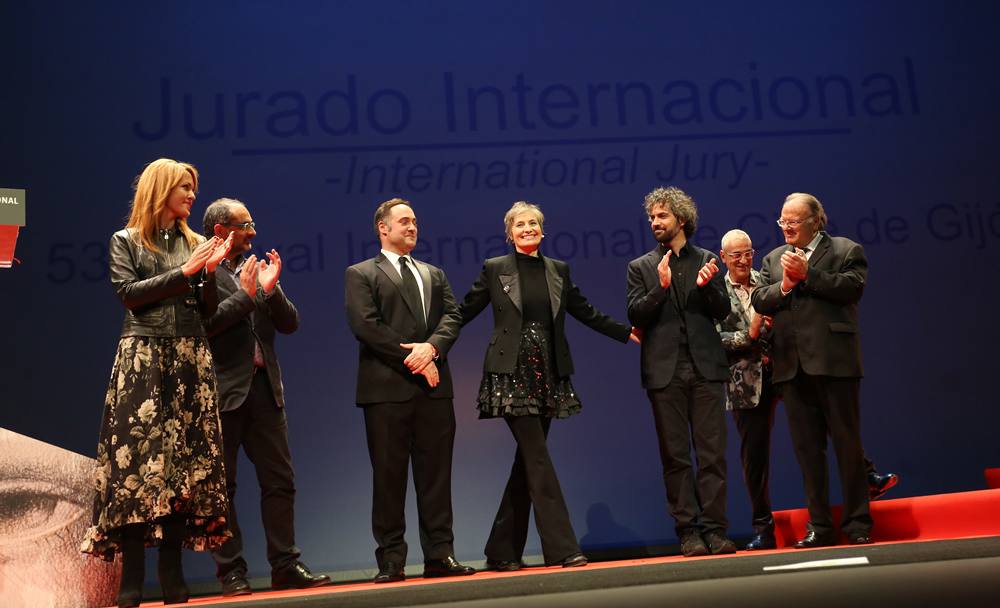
[
  {"xmin": 657, "ymin": 250, "xmax": 673, "ymax": 289},
  {"xmin": 780, "ymin": 247, "xmax": 808, "ymax": 290},
  {"xmin": 182, "ymin": 233, "xmax": 233, "ymax": 276},
  {"xmin": 696, "ymin": 257, "xmax": 720, "ymax": 287},
  {"xmin": 204, "ymin": 232, "xmax": 234, "ymax": 273},
  {"xmin": 257, "ymin": 249, "xmax": 282, "ymax": 295},
  {"xmin": 239, "ymin": 254, "xmax": 259, "ymax": 297}
]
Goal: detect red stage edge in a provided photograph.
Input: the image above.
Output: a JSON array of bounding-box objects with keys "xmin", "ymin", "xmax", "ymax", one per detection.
[{"xmin": 774, "ymin": 487, "xmax": 1000, "ymax": 547}]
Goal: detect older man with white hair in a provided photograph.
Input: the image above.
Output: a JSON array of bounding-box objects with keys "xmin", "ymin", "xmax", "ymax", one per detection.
[{"xmin": 751, "ymin": 193, "xmax": 878, "ymax": 548}]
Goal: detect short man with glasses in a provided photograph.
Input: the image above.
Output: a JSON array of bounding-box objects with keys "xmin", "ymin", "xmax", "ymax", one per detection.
[
  {"xmin": 751, "ymin": 193, "xmax": 874, "ymax": 548},
  {"xmin": 201, "ymin": 199, "xmax": 330, "ymax": 595},
  {"xmin": 716, "ymin": 229, "xmax": 780, "ymax": 550}
]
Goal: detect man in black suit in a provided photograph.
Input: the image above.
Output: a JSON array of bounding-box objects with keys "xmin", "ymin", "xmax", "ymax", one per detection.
[
  {"xmin": 752, "ymin": 192, "xmax": 873, "ymax": 547},
  {"xmin": 626, "ymin": 186, "xmax": 737, "ymax": 557},
  {"xmin": 345, "ymin": 198, "xmax": 474, "ymax": 583},
  {"xmin": 201, "ymin": 199, "xmax": 330, "ymax": 595}
]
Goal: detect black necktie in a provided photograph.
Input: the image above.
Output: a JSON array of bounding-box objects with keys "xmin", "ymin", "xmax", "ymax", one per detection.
[{"xmin": 399, "ymin": 257, "xmax": 427, "ymax": 338}]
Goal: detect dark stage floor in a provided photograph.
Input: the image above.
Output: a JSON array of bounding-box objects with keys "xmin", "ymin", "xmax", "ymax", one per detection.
[{"xmin": 168, "ymin": 536, "xmax": 1000, "ymax": 608}]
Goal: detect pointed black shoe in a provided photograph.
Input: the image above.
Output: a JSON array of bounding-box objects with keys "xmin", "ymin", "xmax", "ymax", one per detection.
[
  {"xmin": 220, "ymin": 571, "xmax": 252, "ymax": 597},
  {"xmin": 868, "ymin": 472, "xmax": 899, "ymax": 500},
  {"xmin": 423, "ymin": 556, "xmax": 476, "ymax": 577},
  {"xmin": 485, "ymin": 558, "xmax": 524, "ymax": 572},
  {"xmin": 744, "ymin": 533, "xmax": 777, "ymax": 551},
  {"xmin": 793, "ymin": 530, "xmax": 837, "ymax": 549},
  {"xmin": 560, "ymin": 553, "xmax": 588, "ymax": 568},
  {"xmin": 271, "ymin": 562, "xmax": 331, "ymax": 590},
  {"xmin": 373, "ymin": 561, "xmax": 405, "ymax": 584}
]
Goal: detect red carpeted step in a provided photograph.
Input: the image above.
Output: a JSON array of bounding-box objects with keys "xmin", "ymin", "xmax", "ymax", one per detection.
[
  {"xmin": 985, "ymin": 468, "xmax": 1000, "ymax": 489},
  {"xmin": 773, "ymin": 488, "xmax": 1000, "ymax": 547}
]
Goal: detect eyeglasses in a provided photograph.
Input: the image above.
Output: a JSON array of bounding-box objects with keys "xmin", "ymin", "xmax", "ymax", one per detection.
[
  {"xmin": 725, "ymin": 249, "xmax": 754, "ymax": 261},
  {"xmin": 225, "ymin": 221, "xmax": 256, "ymax": 231},
  {"xmin": 776, "ymin": 216, "xmax": 813, "ymax": 228}
]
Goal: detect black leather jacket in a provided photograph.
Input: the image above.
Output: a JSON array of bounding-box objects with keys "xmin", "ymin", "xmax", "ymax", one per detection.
[{"xmin": 109, "ymin": 227, "xmax": 218, "ymax": 338}]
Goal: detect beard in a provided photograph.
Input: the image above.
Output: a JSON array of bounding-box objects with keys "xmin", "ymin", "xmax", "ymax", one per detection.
[{"xmin": 654, "ymin": 225, "xmax": 680, "ymax": 244}]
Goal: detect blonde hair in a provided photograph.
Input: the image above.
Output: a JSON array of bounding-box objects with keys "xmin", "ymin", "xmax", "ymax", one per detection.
[
  {"xmin": 125, "ymin": 158, "xmax": 202, "ymax": 252},
  {"xmin": 503, "ymin": 201, "xmax": 545, "ymax": 244}
]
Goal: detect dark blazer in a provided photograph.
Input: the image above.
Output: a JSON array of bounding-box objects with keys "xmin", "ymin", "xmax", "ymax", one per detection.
[
  {"xmin": 751, "ymin": 232, "xmax": 867, "ymax": 383},
  {"xmin": 626, "ymin": 244, "xmax": 731, "ymax": 389},
  {"xmin": 203, "ymin": 261, "xmax": 299, "ymax": 412},
  {"xmin": 459, "ymin": 253, "xmax": 631, "ymax": 377},
  {"xmin": 345, "ymin": 253, "xmax": 461, "ymax": 405}
]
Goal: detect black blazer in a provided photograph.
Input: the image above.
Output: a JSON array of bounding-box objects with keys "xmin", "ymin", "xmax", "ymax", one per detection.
[
  {"xmin": 459, "ymin": 253, "xmax": 631, "ymax": 378},
  {"xmin": 626, "ymin": 244, "xmax": 731, "ymax": 389},
  {"xmin": 345, "ymin": 253, "xmax": 461, "ymax": 405},
  {"xmin": 203, "ymin": 262, "xmax": 299, "ymax": 412},
  {"xmin": 751, "ymin": 232, "xmax": 867, "ymax": 383}
]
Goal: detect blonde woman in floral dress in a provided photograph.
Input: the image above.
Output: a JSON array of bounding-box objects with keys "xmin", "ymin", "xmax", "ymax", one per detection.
[{"xmin": 81, "ymin": 158, "xmax": 234, "ymax": 608}]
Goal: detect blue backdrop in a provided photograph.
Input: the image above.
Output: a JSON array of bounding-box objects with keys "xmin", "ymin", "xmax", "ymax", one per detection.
[{"xmin": 2, "ymin": 0, "xmax": 998, "ymax": 580}]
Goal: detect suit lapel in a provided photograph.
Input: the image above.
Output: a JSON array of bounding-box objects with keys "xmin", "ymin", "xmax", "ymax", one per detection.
[
  {"xmin": 375, "ymin": 254, "xmax": 423, "ymax": 322},
  {"xmin": 498, "ymin": 254, "xmax": 522, "ymax": 314},
  {"xmin": 808, "ymin": 232, "xmax": 832, "ymax": 267},
  {"xmin": 646, "ymin": 247, "xmax": 662, "ymax": 289},
  {"xmin": 542, "ymin": 256, "xmax": 563, "ymax": 320}
]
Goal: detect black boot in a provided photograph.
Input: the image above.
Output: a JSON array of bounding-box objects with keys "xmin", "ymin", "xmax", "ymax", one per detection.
[
  {"xmin": 118, "ymin": 524, "xmax": 146, "ymax": 608},
  {"xmin": 158, "ymin": 515, "xmax": 190, "ymax": 604}
]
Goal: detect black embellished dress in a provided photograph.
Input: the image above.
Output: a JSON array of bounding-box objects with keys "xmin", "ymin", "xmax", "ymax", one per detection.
[
  {"xmin": 476, "ymin": 252, "xmax": 581, "ymax": 419},
  {"xmin": 459, "ymin": 251, "xmax": 631, "ymax": 565}
]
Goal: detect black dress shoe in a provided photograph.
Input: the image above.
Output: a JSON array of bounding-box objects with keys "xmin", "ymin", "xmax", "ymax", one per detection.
[
  {"xmin": 868, "ymin": 472, "xmax": 899, "ymax": 500},
  {"xmin": 702, "ymin": 530, "xmax": 737, "ymax": 555},
  {"xmin": 271, "ymin": 562, "xmax": 331, "ymax": 590},
  {"xmin": 679, "ymin": 532, "xmax": 709, "ymax": 557},
  {"xmin": 793, "ymin": 530, "xmax": 837, "ymax": 549},
  {"xmin": 849, "ymin": 534, "xmax": 873, "ymax": 545},
  {"xmin": 485, "ymin": 559, "xmax": 524, "ymax": 572},
  {"xmin": 560, "ymin": 553, "xmax": 588, "ymax": 568},
  {"xmin": 373, "ymin": 561, "xmax": 405, "ymax": 584},
  {"xmin": 423, "ymin": 556, "xmax": 476, "ymax": 578},
  {"xmin": 744, "ymin": 533, "xmax": 777, "ymax": 551},
  {"xmin": 220, "ymin": 571, "xmax": 252, "ymax": 597}
]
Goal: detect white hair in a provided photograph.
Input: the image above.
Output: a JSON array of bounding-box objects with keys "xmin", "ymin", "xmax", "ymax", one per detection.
[{"xmin": 720, "ymin": 228, "xmax": 752, "ymax": 250}]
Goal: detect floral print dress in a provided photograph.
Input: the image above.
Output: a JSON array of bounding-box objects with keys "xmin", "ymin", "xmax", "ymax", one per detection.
[{"xmin": 81, "ymin": 336, "xmax": 230, "ymax": 559}]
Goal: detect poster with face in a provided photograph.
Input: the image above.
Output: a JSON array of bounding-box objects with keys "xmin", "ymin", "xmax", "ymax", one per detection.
[{"xmin": 0, "ymin": 428, "xmax": 118, "ymax": 608}]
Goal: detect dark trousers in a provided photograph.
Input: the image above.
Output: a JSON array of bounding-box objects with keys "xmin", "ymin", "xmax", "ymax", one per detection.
[
  {"xmin": 732, "ymin": 376, "xmax": 879, "ymax": 537},
  {"xmin": 363, "ymin": 394, "xmax": 456, "ymax": 567},
  {"xmin": 731, "ymin": 377, "xmax": 778, "ymax": 536},
  {"xmin": 781, "ymin": 369, "xmax": 872, "ymax": 538},
  {"xmin": 647, "ymin": 350, "xmax": 728, "ymax": 536},
  {"xmin": 484, "ymin": 415, "xmax": 580, "ymax": 565},
  {"xmin": 212, "ymin": 371, "xmax": 299, "ymax": 578}
]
